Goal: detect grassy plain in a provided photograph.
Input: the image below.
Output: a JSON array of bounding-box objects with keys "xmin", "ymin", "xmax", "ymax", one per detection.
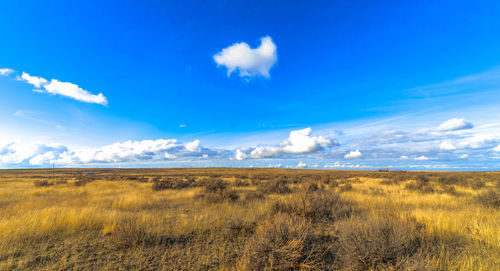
[{"xmin": 0, "ymin": 168, "xmax": 499, "ymax": 270}]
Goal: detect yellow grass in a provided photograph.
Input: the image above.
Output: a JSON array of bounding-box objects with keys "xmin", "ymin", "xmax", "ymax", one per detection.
[{"xmin": 0, "ymin": 168, "xmax": 498, "ymax": 270}]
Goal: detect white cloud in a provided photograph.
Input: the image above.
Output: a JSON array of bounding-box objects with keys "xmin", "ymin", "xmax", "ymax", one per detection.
[
  {"xmin": 17, "ymin": 72, "xmax": 107, "ymax": 105},
  {"xmin": 400, "ymin": 155, "xmax": 409, "ymax": 159},
  {"xmin": 179, "ymin": 124, "xmax": 187, "ymax": 128},
  {"xmin": 493, "ymin": 144, "xmax": 500, "ymax": 152},
  {"xmin": 439, "ymin": 141, "xmax": 456, "ymax": 151},
  {"xmin": 280, "ymin": 128, "xmax": 332, "ymax": 153},
  {"xmin": 296, "ymin": 161, "xmax": 306, "ymax": 168},
  {"xmin": 0, "ymin": 68, "xmax": 14, "ymax": 76},
  {"xmin": 75, "ymin": 139, "xmax": 180, "ymax": 163},
  {"xmin": 43, "ymin": 80, "xmax": 108, "ymax": 105},
  {"xmin": 459, "ymin": 154, "xmax": 469, "ymax": 159},
  {"xmin": 184, "ymin": 139, "xmax": 201, "ymax": 152},
  {"xmin": 0, "ymin": 142, "xmax": 69, "ymax": 165},
  {"xmin": 214, "ymin": 36, "xmax": 277, "ymax": 78},
  {"xmin": 0, "ymin": 138, "xmax": 214, "ymax": 167},
  {"xmin": 20, "ymin": 72, "xmax": 48, "ymax": 88},
  {"xmin": 235, "ymin": 128, "xmax": 336, "ymax": 160},
  {"xmin": 414, "ymin": 155, "xmax": 430, "ymax": 161},
  {"xmin": 438, "ymin": 118, "xmax": 473, "ymax": 131},
  {"xmin": 344, "ymin": 150, "xmax": 362, "ymax": 159}
]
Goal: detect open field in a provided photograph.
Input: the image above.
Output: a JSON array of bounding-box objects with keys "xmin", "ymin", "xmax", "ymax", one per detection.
[{"xmin": 0, "ymin": 168, "xmax": 499, "ymax": 270}]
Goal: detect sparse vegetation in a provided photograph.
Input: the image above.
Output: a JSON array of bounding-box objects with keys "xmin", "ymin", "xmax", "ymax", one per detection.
[{"xmin": 0, "ymin": 168, "xmax": 499, "ymax": 270}]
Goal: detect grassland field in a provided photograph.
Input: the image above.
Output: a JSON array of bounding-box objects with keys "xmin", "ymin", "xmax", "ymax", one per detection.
[{"xmin": 0, "ymin": 168, "xmax": 499, "ymax": 270}]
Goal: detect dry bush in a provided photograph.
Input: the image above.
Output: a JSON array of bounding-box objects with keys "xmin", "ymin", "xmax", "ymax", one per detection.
[
  {"xmin": 34, "ymin": 180, "xmax": 52, "ymax": 187},
  {"xmin": 234, "ymin": 179, "xmax": 250, "ymax": 187},
  {"xmin": 202, "ymin": 189, "xmax": 240, "ymax": 203},
  {"xmin": 74, "ymin": 175, "xmax": 89, "ymax": 186},
  {"xmin": 306, "ymin": 183, "xmax": 320, "ymax": 193},
  {"xmin": 405, "ymin": 176, "xmax": 435, "ymax": 193},
  {"xmin": 258, "ymin": 179, "xmax": 292, "ymax": 194},
  {"xmin": 199, "ymin": 180, "xmax": 239, "ymax": 203},
  {"xmin": 441, "ymin": 185, "xmax": 458, "ymax": 196},
  {"xmin": 468, "ymin": 178, "xmax": 486, "ymax": 190},
  {"xmin": 53, "ymin": 179, "xmax": 68, "ymax": 185},
  {"xmin": 243, "ymin": 191, "xmax": 266, "ymax": 201},
  {"xmin": 204, "ymin": 179, "xmax": 228, "ymax": 193},
  {"xmin": 438, "ymin": 175, "xmax": 463, "ymax": 185},
  {"xmin": 379, "ymin": 179, "xmax": 396, "ymax": 185},
  {"xmin": 273, "ymin": 191, "xmax": 353, "ymax": 223},
  {"xmin": 475, "ymin": 190, "xmax": 500, "ymax": 208},
  {"xmin": 238, "ymin": 213, "xmax": 317, "ymax": 271},
  {"xmin": 152, "ymin": 177, "xmax": 194, "ymax": 191},
  {"xmin": 107, "ymin": 219, "xmax": 152, "ymax": 249},
  {"xmin": 223, "ymin": 219, "xmax": 257, "ymax": 240},
  {"xmin": 334, "ymin": 213, "xmax": 431, "ymax": 271},
  {"xmin": 339, "ymin": 183, "xmax": 353, "ymax": 192}
]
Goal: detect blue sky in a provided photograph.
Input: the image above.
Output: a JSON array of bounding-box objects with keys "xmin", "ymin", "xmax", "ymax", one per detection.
[{"xmin": 1, "ymin": 0, "xmax": 500, "ymax": 170}]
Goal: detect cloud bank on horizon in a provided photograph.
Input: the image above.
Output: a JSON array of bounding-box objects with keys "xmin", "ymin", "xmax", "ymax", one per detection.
[{"xmin": 1, "ymin": 117, "xmax": 500, "ymax": 170}]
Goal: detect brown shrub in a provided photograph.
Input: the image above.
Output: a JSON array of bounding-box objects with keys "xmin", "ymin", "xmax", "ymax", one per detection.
[
  {"xmin": 234, "ymin": 179, "xmax": 250, "ymax": 187},
  {"xmin": 405, "ymin": 180, "xmax": 435, "ymax": 193},
  {"xmin": 107, "ymin": 219, "xmax": 152, "ymax": 249},
  {"xmin": 339, "ymin": 183, "xmax": 353, "ymax": 192},
  {"xmin": 238, "ymin": 214, "xmax": 317, "ymax": 271},
  {"xmin": 54, "ymin": 179, "xmax": 68, "ymax": 185},
  {"xmin": 258, "ymin": 179, "xmax": 292, "ymax": 194},
  {"xmin": 334, "ymin": 213, "xmax": 430, "ymax": 270},
  {"xmin": 204, "ymin": 179, "xmax": 228, "ymax": 193},
  {"xmin": 306, "ymin": 183, "xmax": 320, "ymax": 193},
  {"xmin": 273, "ymin": 191, "xmax": 353, "ymax": 223},
  {"xmin": 34, "ymin": 180, "xmax": 52, "ymax": 187},
  {"xmin": 152, "ymin": 177, "xmax": 195, "ymax": 191},
  {"xmin": 74, "ymin": 176, "xmax": 89, "ymax": 186},
  {"xmin": 243, "ymin": 191, "xmax": 266, "ymax": 201},
  {"xmin": 475, "ymin": 190, "xmax": 500, "ymax": 208},
  {"xmin": 202, "ymin": 189, "xmax": 240, "ymax": 204}
]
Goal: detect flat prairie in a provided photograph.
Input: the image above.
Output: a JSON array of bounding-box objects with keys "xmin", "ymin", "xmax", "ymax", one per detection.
[{"xmin": 0, "ymin": 168, "xmax": 499, "ymax": 270}]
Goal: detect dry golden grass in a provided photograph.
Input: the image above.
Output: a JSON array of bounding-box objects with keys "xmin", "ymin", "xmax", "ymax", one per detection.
[{"xmin": 0, "ymin": 168, "xmax": 498, "ymax": 270}]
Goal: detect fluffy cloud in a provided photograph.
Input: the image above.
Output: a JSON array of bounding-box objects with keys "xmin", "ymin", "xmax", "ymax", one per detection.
[
  {"xmin": 439, "ymin": 141, "xmax": 456, "ymax": 150},
  {"xmin": 184, "ymin": 140, "xmax": 201, "ymax": 152},
  {"xmin": 414, "ymin": 155, "xmax": 430, "ymax": 161},
  {"xmin": 235, "ymin": 128, "xmax": 336, "ymax": 160},
  {"xmin": 438, "ymin": 118, "xmax": 473, "ymax": 131},
  {"xmin": 281, "ymin": 128, "xmax": 332, "ymax": 153},
  {"xmin": 18, "ymin": 72, "xmax": 107, "ymax": 105},
  {"xmin": 296, "ymin": 161, "xmax": 307, "ymax": 168},
  {"xmin": 0, "ymin": 142, "xmax": 69, "ymax": 165},
  {"xmin": 20, "ymin": 72, "xmax": 48, "ymax": 88},
  {"xmin": 0, "ymin": 68, "xmax": 14, "ymax": 76},
  {"xmin": 344, "ymin": 150, "xmax": 362, "ymax": 159},
  {"xmin": 0, "ymin": 138, "xmax": 210, "ymax": 166},
  {"xmin": 493, "ymin": 144, "xmax": 500, "ymax": 152},
  {"xmin": 214, "ymin": 36, "xmax": 277, "ymax": 78}
]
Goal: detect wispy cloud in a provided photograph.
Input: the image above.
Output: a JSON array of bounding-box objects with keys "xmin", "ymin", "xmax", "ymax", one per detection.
[
  {"xmin": 0, "ymin": 68, "xmax": 14, "ymax": 76},
  {"xmin": 214, "ymin": 36, "xmax": 277, "ymax": 78},
  {"xmin": 18, "ymin": 72, "xmax": 108, "ymax": 106},
  {"xmin": 20, "ymin": 72, "xmax": 48, "ymax": 88},
  {"xmin": 437, "ymin": 118, "xmax": 473, "ymax": 131},
  {"xmin": 0, "ymin": 67, "xmax": 108, "ymax": 106}
]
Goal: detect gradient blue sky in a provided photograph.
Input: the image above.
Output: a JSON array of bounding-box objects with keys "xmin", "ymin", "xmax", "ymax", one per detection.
[{"xmin": 1, "ymin": 1, "xmax": 500, "ymax": 170}]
